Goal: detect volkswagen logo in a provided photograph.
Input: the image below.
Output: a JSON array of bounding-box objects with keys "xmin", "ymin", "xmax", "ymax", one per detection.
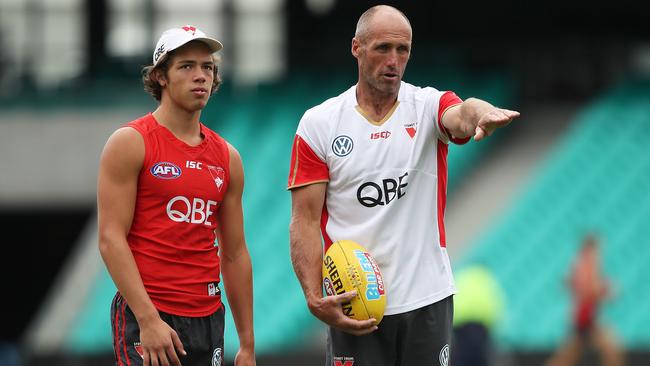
[{"xmin": 332, "ymin": 135, "xmax": 354, "ymax": 157}]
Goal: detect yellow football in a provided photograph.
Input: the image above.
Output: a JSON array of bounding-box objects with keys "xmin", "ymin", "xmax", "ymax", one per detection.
[{"xmin": 322, "ymin": 240, "xmax": 387, "ymax": 325}]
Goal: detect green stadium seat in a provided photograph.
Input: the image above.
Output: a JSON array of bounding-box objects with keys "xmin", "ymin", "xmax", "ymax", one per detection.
[{"xmin": 456, "ymin": 79, "xmax": 650, "ymax": 350}]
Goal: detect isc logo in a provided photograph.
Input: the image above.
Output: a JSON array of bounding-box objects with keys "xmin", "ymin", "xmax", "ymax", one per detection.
[
  {"xmin": 370, "ymin": 131, "xmax": 391, "ymax": 140},
  {"xmin": 186, "ymin": 161, "xmax": 202, "ymax": 169},
  {"xmin": 151, "ymin": 162, "xmax": 181, "ymax": 179}
]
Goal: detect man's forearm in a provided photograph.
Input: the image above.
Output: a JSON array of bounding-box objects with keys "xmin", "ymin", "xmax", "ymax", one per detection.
[
  {"xmin": 460, "ymin": 98, "xmax": 494, "ymax": 122},
  {"xmin": 289, "ymin": 220, "xmax": 325, "ymax": 308},
  {"xmin": 443, "ymin": 97, "xmax": 497, "ymax": 139},
  {"xmin": 99, "ymin": 235, "xmax": 159, "ymax": 323},
  {"xmin": 222, "ymin": 250, "xmax": 255, "ymax": 348},
  {"xmin": 452, "ymin": 97, "xmax": 495, "ymax": 137}
]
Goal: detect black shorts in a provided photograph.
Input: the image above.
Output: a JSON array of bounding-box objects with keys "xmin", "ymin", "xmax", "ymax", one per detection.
[
  {"xmin": 110, "ymin": 292, "xmax": 225, "ymax": 366},
  {"xmin": 327, "ymin": 295, "xmax": 453, "ymax": 366}
]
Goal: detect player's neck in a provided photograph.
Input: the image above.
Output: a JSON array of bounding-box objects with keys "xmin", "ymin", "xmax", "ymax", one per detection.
[
  {"xmin": 152, "ymin": 104, "xmax": 203, "ymax": 145},
  {"xmin": 355, "ymin": 83, "xmax": 398, "ymax": 122}
]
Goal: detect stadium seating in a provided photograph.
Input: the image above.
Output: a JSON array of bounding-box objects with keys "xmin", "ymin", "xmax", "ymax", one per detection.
[{"xmin": 456, "ymin": 78, "xmax": 650, "ymax": 350}]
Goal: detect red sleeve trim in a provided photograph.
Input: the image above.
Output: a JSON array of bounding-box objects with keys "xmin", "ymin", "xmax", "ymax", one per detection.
[
  {"xmin": 438, "ymin": 91, "xmax": 471, "ymax": 145},
  {"xmin": 436, "ymin": 143, "xmax": 448, "ymax": 247},
  {"xmin": 287, "ymin": 135, "xmax": 329, "ymax": 189}
]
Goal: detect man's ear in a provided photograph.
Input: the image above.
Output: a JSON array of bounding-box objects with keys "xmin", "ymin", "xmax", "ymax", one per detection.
[
  {"xmin": 153, "ymin": 69, "xmax": 167, "ymax": 87},
  {"xmin": 351, "ymin": 37, "xmax": 361, "ymax": 58}
]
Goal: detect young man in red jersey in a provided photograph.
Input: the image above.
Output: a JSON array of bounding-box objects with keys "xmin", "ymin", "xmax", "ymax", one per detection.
[{"xmin": 98, "ymin": 25, "xmax": 255, "ymax": 366}]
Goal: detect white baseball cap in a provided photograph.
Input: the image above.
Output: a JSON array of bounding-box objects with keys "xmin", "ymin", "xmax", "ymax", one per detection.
[{"xmin": 152, "ymin": 25, "xmax": 223, "ymax": 67}]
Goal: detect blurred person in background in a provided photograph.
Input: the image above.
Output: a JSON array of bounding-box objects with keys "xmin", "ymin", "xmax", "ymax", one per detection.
[
  {"xmin": 545, "ymin": 233, "xmax": 624, "ymax": 366},
  {"xmin": 452, "ymin": 264, "xmax": 505, "ymax": 366},
  {"xmin": 287, "ymin": 4, "xmax": 519, "ymax": 365},
  {"xmin": 97, "ymin": 25, "xmax": 255, "ymax": 366}
]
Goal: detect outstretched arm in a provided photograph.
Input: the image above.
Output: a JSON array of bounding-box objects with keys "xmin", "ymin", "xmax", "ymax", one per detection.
[
  {"xmin": 217, "ymin": 144, "xmax": 256, "ymax": 366},
  {"xmin": 98, "ymin": 127, "xmax": 185, "ymax": 366},
  {"xmin": 289, "ymin": 183, "xmax": 377, "ymax": 335},
  {"xmin": 441, "ymin": 97, "xmax": 520, "ymax": 141}
]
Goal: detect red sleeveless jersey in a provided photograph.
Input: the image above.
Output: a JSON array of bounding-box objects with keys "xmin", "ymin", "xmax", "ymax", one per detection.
[{"xmin": 126, "ymin": 113, "xmax": 230, "ymax": 316}]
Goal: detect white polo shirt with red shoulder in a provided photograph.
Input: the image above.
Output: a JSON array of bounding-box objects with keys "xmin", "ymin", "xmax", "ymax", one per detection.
[{"xmin": 288, "ymin": 81, "xmax": 469, "ymax": 315}]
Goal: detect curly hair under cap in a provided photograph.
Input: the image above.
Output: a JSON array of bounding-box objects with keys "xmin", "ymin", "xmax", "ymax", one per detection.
[{"xmin": 142, "ymin": 47, "xmax": 222, "ymax": 102}]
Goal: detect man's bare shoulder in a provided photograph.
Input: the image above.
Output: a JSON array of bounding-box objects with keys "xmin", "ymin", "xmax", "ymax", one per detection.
[
  {"xmin": 100, "ymin": 126, "xmax": 145, "ymax": 168},
  {"xmin": 105, "ymin": 126, "xmax": 143, "ymax": 148}
]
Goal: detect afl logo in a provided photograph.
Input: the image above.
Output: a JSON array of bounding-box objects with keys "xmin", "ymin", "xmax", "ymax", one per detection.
[
  {"xmin": 439, "ymin": 344, "xmax": 449, "ymax": 366},
  {"xmin": 332, "ymin": 135, "xmax": 354, "ymax": 157},
  {"xmin": 151, "ymin": 162, "xmax": 182, "ymax": 179}
]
